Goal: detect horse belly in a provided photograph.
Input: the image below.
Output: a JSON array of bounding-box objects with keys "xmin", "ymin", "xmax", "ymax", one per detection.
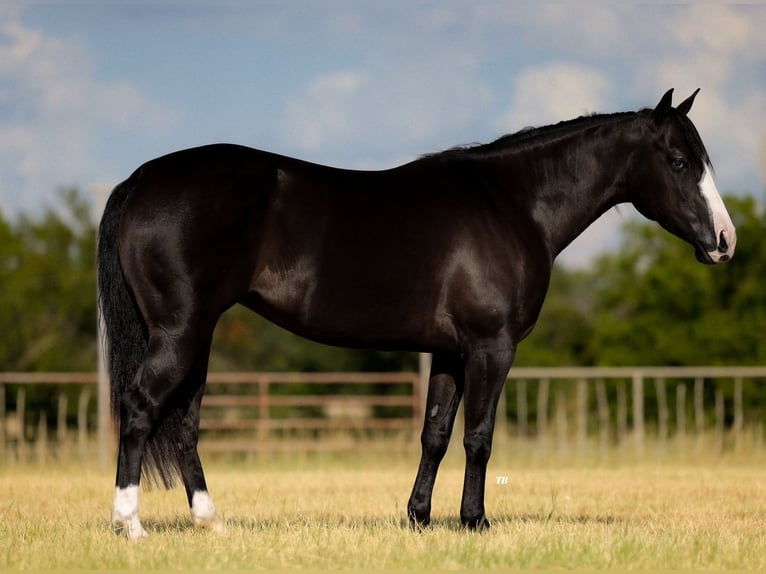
[{"xmin": 247, "ymin": 251, "xmax": 453, "ymax": 352}]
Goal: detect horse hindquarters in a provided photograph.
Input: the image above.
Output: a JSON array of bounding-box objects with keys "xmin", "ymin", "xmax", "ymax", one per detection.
[
  {"xmin": 99, "ymin": 177, "xmax": 228, "ymax": 538},
  {"xmin": 111, "ymin": 324, "xmax": 217, "ymax": 538}
]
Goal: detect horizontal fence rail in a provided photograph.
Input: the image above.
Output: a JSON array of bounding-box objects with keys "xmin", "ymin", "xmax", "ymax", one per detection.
[
  {"xmin": 1, "ymin": 367, "xmax": 765, "ymax": 461},
  {"xmin": 198, "ymin": 372, "xmax": 421, "ymax": 453}
]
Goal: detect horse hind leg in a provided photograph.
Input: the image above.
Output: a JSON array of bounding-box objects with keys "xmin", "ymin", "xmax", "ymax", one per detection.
[
  {"xmin": 112, "ymin": 325, "xmax": 213, "ymax": 539},
  {"xmin": 181, "ymin": 399, "xmax": 224, "ymax": 533},
  {"xmin": 178, "ymin": 337, "xmax": 224, "ymax": 532}
]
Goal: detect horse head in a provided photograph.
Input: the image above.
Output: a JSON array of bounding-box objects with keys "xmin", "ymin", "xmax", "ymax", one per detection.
[{"xmin": 628, "ymin": 88, "xmax": 736, "ymax": 264}]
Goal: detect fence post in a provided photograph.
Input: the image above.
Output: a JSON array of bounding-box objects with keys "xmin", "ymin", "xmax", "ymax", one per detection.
[
  {"xmin": 516, "ymin": 380, "xmax": 528, "ymax": 439},
  {"xmin": 36, "ymin": 411, "xmax": 48, "ymax": 464},
  {"xmin": 18, "ymin": 388, "xmax": 26, "ymax": 462},
  {"xmin": 258, "ymin": 375, "xmax": 270, "ymax": 444},
  {"xmin": 694, "ymin": 377, "xmax": 705, "ymax": 448},
  {"xmin": 733, "ymin": 377, "xmax": 743, "ymax": 448},
  {"xmin": 576, "ymin": 379, "xmax": 587, "ymax": 453},
  {"xmin": 537, "ymin": 379, "xmax": 550, "ymax": 449},
  {"xmin": 78, "ymin": 388, "xmax": 91, "ymax": 461},
  {"xmin": 616, "ymin": 382, "xmax": 627, "ymax": 445},
  {"xmin": 655, "ymin": 378, "xmax": 668, "ymax": 449},
  {"xmin": 715, "ymin": 386, "xmax": 725, "ymax": 450},
  {"xmin": 676, "ymin": 383, "xmax": 687, "ymax": 442},
  {"xmin": 632, "ymin": 372, "xmax": 644, "ymax": 454},
  {"xmin": 595, "ymin": 379, "xmax": 609, "ymax": 451},
  {"xmin": 57, "ymin": 393, "xmax": 68, "ymax": 444},
  {"xmin": 555, "ymin": 390, "xmax": 567, "ymax": 453}
]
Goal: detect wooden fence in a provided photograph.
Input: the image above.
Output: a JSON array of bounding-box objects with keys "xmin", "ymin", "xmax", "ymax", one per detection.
[
  {"xmin": 0, "ymin": 372, "xmax": 98, "ymax": 463},
  {"xmin": 500, "ymin": 367, "xmax": 764, "ymax": 454},
  {"xmin": 0, "ymin": 371, "xmax": 421, "ymax": 460},
  {"xmin": 198, "ymin": 371, "xmax": 421, "ymax": 453},
  {"xmin": 1, "ymin": 367, "xmax": 764, "ymax": 461}
]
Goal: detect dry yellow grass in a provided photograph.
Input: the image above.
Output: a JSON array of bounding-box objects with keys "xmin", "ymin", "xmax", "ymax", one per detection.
[{"xmin": 1, "ymin": 441, "xmax": 766, "ymax": 569}]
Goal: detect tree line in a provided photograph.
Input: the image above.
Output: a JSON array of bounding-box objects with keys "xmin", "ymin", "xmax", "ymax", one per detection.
[
  {"xmin": 3, "ymin": 188, "xmax": 765, "ymax": 425},
  {"xmin": 1, "ymin": 189, "xmax": 764, "ymax": 374}
]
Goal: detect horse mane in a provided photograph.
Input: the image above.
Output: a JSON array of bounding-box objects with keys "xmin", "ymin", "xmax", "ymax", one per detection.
[
  {"xmin": 426, "ymin": 106, "xmax": 710, "ymax": 167},
  {"xmin": 424, "ymin": 110, "xmax": 646, "ymax": 160}
]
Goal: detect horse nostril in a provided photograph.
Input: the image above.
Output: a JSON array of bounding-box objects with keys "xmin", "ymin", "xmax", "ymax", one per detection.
[{"xmin": 717, "ymin": 230, "xmax": 728, "ymax": 253}]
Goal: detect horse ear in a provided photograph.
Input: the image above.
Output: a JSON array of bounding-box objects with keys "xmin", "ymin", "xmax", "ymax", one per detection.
[
  {"xmin": 652, "ymin": 89, "xmax": 674, "ymax": 124},
  {"xmin": 676, "ymin": 88, "xmax": 701, "ymax": 116}
]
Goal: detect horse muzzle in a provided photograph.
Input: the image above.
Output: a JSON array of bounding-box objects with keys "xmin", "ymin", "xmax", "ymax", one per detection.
[{"xmin": 698, "ymin": 228, "xmax": 736, "ymax": 265}]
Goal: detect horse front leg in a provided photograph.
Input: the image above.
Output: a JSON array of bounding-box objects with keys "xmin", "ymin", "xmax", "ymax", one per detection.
[
  {"xmin": 407, "ymin": 352, "xmax": 464, "ymax": 527},
  {"xmin": 460, "ymin": 338, "xmax": 516, "ymax": 529}
]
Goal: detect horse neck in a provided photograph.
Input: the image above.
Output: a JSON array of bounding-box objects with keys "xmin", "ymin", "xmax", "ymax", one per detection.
[{"xmin": 485, "ymin": 117, "xmax": 637, "ymax": 260}]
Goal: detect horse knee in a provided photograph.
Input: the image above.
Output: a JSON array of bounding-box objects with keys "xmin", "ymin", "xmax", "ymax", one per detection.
[
  {"xmin": 463, "ymin": 428, "xmax": 493, "ymax": 465},
  {"xmin": 421, "ymin": 424, "xmax": 452, "ymax": 459}
]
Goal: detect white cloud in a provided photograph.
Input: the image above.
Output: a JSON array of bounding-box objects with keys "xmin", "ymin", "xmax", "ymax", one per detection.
[
  {"xmin": 674, "ymin": 4, "xmax": 759, "ymax": 55},
  {"xmin": 282, "ymin": 71, "xmax": 366, "ymax": 152},
  {"xmin": 633, "ymin": 4, "xmax": 766, "ymax": 194},
  {"xmin": 282, "ymin": 62, "xmax": 493, "ymax": 159},
  {"xmin": 0, "ymin": 7, "xmax": 179, "ymax": 214},
  {"xmin": 498, "ymin": 64, "xmax": 614, "ymax": 132},
  {"xmin": 280, "ymin": 44, "xmax": 493, "ymax": 163}
]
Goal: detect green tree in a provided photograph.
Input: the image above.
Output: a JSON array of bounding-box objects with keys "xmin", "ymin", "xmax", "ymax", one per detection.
[
  {"xmin": 1, "ymin": 188, "xmax": 97, "ymax": 371},
  {"xmin": 515, "ymin": 266, "xmax": 596, "ymax": 366},
  {"xmin": 0, "ymin": 206, "xmax": 25, "ymax": 369},
  {"xmin": 587, "ymin": 195, "xmax": 766, "ymax": 366}
]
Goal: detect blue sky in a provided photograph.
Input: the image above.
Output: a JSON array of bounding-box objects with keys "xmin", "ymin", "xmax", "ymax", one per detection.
[{"xmin": 2, "ymin": 2, "xmax": 765, "ymax": 267}]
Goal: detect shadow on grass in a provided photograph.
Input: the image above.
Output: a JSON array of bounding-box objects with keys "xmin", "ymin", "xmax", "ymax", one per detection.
[
  {"xmin": 120, "ymin": 510, "xmax": 623, "ymax": 536},
  {"xmin": 423, "ymin": 512, "xmax": 624, "ymax": 532}
]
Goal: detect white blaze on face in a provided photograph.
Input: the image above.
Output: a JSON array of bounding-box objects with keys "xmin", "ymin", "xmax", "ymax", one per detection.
[{"xmin": 700, "ymin": 164, "xmax": 736, "ymax": 262}]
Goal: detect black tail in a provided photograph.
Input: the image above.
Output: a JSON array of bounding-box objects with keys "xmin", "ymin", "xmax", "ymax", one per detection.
[{"xmin": 97, "ymin": 175, "xmax": 182, "ymax": 489}]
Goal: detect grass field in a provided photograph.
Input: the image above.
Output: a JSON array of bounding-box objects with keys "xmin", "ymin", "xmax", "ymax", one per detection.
[{"xmin": 2, "ymin": 439, "xmax": 766, "ymax": 570}]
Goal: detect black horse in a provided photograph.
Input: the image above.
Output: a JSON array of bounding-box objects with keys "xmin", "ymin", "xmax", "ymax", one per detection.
[{"xmin": 99, "ymin": 89, "xmax": 735, "ymax": 538}]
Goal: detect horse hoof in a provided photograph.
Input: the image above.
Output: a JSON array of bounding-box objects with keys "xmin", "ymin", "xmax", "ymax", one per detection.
[
  {"xmin": 462, "ymin": 515, "xmax": 491, "ymax": 531},
  {"xmin": 194, "ymin": 515, "xmax": 226, "ymax": 534},
  {"xmin": 112, "ymin": 519, "xmax": 148, "ymax": 540},
  {"xmin": 407, "ymin": 510, "xmax": 431, "ymax": 530}
]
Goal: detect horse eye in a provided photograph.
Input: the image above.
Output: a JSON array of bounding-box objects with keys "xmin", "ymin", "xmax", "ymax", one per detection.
[{"xmin": 670, "ymin": 157, "xmax": 688, "ymax": 171}]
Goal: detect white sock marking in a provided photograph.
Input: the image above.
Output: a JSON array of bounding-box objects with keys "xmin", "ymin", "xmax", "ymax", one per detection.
[
  {"xmin": 112, "ymin": 485, "xmax": 147, "ymax": 540},
  {"xmin": 191, "ymin": 490, "xmax": 223, "ymax": 532}
]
